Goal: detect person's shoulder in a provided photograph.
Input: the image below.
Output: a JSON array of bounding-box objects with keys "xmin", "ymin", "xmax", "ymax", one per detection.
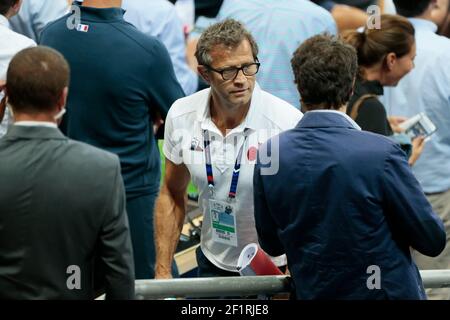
[
  {"xmin": 40, "ymin": 12, "xmax": 70, "ymax": 35},
  {"xmin": 113, "ymin": 21, "xmax": 168, "ymax": 55},
  {"xmin": 65, "ymin": 139, "xmax": 120, "ymax": 171},
  {"xmin": 356, "ymin": 95, "xmax": 386, "ymax": 115},
  {"xmin": 167, "ymin": 89, "xmax": 210, "ymax": 121},
  {"xmin": 430, "ymin": 34, "xmax": 450, "ymax": 65},
  {"xmin": 294, "ymin": 0, "xmax": 335, "ymax": 20},
  {"xmin": 138, "ymin": 0, "xmax": 175, "ymax": 13},
  {"xmin": 350, "ymin": 127, "xmax": 399, "ymax": 155},
  {"xmin": 258, "ymin": 89, "xmax": 303, "ymax": 129},
  {"xmin": 0, "ymin": 25, "xmax": 36, "ymax": 48}
]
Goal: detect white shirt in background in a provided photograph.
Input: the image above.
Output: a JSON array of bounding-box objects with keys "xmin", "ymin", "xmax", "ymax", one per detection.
[
  {"xmin": 9, "ymin": 0, "xmax": 69, "ymax": 42},
  {"xmin": 0, "ymin": 14, "xmax": 36, "ymax": 138}
]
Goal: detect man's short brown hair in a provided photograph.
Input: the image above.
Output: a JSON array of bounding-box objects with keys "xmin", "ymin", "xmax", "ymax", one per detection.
[
  {"xmin": 7, "ymin": 46, "xmax": 70, "ymax": 114},
  {"xmin": 195, "ymin": 19, "xmax": 259, "ymax": 66},
  {"xmin": 291, "ymin": 34, "xmax": 358, "ymax": 111},
  {"xmin": 0, "ymin": 0, "xmax": 19, "ymax": 15}
]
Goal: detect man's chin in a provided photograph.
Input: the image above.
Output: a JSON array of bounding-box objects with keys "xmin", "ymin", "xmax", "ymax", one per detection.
[{"xmin": 230, "ymin": 96, "xmax": 251, "ymax": 106}]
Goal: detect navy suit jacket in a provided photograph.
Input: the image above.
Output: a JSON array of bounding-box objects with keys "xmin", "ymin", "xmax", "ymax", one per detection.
[{"xmin": 254, "ymin": 111, "xmax": 446, "ymax": 300}]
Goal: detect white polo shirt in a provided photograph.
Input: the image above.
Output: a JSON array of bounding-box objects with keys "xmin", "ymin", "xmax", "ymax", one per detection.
[
  {"xmin": 164, "ymin": 83, "xmax": 303, "ymax": 271},
  {"xmin": 0, "ymin": 14, "xmax": 36, "ymax": 137}
]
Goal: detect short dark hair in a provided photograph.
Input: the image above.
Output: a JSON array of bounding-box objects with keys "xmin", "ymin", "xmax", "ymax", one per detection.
[
  {"xmin": 0, "ymin": 0, "xmax": 18, "ymax": 15},
  {"xmin": 7, "ymin": 46, "xmax": 70, "ymax": 114},
  {"xmin": 195, "ymin": 19, "xmax": 259, "ymax": 66},
  {"xmin": 291, "ymin": 34, "xmax": 358, "ymax": 111},
  {"xmin": 394, "ymin": 0, "xmax": 432, "ymax": 17}
]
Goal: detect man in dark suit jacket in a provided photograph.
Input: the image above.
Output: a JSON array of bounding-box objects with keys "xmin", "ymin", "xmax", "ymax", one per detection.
[
  {"xmin": 40, "ymin": 0, "xmax": 185, "ymax": 279},
  {"xmin": 253, "ymin": 35, "xmax": 446, "ymax": 300},
  {"xmin": 0, "ymin": 46, "xmax": 135, "ymax": 300}
]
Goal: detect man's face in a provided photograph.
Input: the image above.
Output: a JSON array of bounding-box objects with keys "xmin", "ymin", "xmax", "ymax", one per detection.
[{"xmin": 201, "ymin": 39, "xmax": 257, "ymax": 112}]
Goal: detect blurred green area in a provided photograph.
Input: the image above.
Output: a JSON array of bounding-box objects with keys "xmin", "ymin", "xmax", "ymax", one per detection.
[{"xmin": 158, "ymin": 140, "xmax": 198, "ymax": 194}]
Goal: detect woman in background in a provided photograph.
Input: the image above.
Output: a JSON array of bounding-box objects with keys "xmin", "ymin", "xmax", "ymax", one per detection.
[{"xmin": 342, "ymin": 14, "xmax": 425, "ymax": 165}]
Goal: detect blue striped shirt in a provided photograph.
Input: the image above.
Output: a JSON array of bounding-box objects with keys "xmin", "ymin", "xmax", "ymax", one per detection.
[
  {"xmin": 217, "ymin": 0, "xmax": 337, "ymax": 108},
  {"xmin": 381, "ymin": 19, "xmax": 450, "ymax": 193}
]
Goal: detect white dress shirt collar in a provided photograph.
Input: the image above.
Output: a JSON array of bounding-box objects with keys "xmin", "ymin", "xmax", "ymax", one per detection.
[
  {"xmin": 309, "ymin": 109, "xmax": 362, "ymax": 130},
  {"xmin": 14, "ymin": 121, "xmax": 58, "ymax": 128}
]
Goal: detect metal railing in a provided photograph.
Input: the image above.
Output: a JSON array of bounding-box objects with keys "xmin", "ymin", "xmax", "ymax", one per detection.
[{"xmin": 135, "ymin": 270, "xmax": 450, "ymax": 300}]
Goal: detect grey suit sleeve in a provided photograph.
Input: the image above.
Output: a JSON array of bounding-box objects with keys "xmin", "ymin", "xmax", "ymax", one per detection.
[
  {"xmin": 100, "ymin": 159, "xmax": 135, "ymax": 300},
  {"xmin": 382, "ymin": 144, "xmax": 446, "ymax": 257}
]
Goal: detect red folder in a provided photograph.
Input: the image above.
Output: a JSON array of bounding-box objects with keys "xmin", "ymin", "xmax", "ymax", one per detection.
[{"xmin": 237, "ymin": 243, "xmax": 283, "ymax": 276}]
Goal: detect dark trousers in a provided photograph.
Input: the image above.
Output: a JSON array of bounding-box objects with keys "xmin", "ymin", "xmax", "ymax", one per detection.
[
  {"xmin": 127, "ymin": 192, "xmax": 178, "ymax": 279},
  {"xmin": 195, "ymin": 246, "xmax": 239, "ymax": 277}
]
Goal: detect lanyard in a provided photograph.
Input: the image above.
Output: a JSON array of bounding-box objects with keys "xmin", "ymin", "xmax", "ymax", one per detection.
[{"xmin": 203, "ymin": 129, "xmax": 249, "ymax": 200}]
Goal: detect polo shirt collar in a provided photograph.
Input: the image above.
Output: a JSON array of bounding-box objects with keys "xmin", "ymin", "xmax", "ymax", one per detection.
[
  {"xmin": 76, "ymin": 4, "xmax": 125, "ymax": 23},
  {"xmin": 0, "ymin": 14, "xmax": 9, "ymax": 28},
  {"xmin": 198, "ymin": 83, "xmax": 262, "ymax": 135},
  {"xmin": 409, "ymin": 18, "xmax": 438, "ymax": 33}
]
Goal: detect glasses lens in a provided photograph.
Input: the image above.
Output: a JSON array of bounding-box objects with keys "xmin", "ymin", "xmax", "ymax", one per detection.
[
  {"xmin": 243, "ymin": 63, "xmax": 259, "ymax": 76},
  {"xmin": 222, "ymin": 68, "xmax": 238, "ymax": 80}
]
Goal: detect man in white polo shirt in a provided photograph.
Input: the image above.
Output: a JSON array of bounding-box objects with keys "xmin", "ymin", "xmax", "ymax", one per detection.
[
  {"xmin": 154, "ymin": 19, "xmax": 302, "ymax": 278},
  {"xmin": 0, "ymin": 0, "xmax": 36, "ymax": 137}
]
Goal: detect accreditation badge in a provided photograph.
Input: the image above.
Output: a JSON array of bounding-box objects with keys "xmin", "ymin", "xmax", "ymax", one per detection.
[{"xmin": 209, "ymin": 199, "xmax": 238, "ymax": 247}]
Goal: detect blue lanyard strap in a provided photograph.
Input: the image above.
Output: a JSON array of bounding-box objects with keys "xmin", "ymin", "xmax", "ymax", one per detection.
[{"xmin": 203, "ymin": 129, "xmax": 249, "ymax": 200}]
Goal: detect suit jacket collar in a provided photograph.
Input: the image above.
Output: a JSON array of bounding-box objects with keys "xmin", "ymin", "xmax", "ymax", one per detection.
[
  {"xmin": 297, "ymin": 110, "xmax": 361, "ymax": 130},
  {"xmin": 4, "ymin": 125, "xmax": 67, "ymax": 140}
]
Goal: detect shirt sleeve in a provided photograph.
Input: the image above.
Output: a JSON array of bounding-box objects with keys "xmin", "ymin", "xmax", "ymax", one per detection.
[
  {"xmin": 145, "ymin": 40, "xmax": 186, "ymax": 120},
  {"xmin": 158, "ymin": 7, "xmax": 198, "ymax": 96},
  {"xmin": 253, "ymin": 141, "xmax": 285, "ymax": 257},
  {"xmin": 381, "ymin": 143, "xmax": 446, "ymax": 257},
  {"xmin": 162, "ymin": 108, "xmax": 184, "ymax": 165}
]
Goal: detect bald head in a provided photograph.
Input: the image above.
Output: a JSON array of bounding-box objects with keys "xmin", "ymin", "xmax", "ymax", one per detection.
[{"xmin": 6, "ymin": 46, "xmax": 70, "ymax": 115}]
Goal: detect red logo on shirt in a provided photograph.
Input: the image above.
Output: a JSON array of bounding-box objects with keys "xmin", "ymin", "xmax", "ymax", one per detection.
[{"xmin": 247, "ymin": 146, "xmax": 258, "ymax": 161}]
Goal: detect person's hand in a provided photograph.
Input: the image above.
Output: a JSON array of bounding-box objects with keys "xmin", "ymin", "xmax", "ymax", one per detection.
[
  {"xmin": 153, "ymin": 111, "xmax": 164, "ymax": 135},
  {"xmin": 408, "ymin": 136, "xmax": 426, "ymax": 166},
  {"xmin": 0, "ymin": 83, "xmax": 7, "ymax": 123},
  {"xmin": 388, "ymin": 116, "xmax": 408, "ymax": 133}
]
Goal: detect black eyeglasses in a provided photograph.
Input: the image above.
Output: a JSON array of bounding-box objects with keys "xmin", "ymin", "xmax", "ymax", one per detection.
[{"xmin": 204, "ymin": 60, "xmax": 260, "ymax": 81}]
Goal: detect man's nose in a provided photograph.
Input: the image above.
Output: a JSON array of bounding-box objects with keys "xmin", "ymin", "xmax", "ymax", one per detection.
[{"xmin": 233, "ymin": 69, "xmax": 247, "ymax": 82}]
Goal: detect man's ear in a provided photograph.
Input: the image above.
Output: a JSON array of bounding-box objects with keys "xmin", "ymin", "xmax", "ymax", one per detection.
[
  {"xmin": 57, "ymin": 87, "xmax": 69, "ymax": 110},
  {"xmin": 11, "ymin": 0, "xmax": 23, "ymax": 16},
  {"xmin": 385, "ymin": 52, "xmax": 397, "ymax": 71},
  {"xmin": 197, "ymin": 65, "xmax": 211, "ymax": 85}
]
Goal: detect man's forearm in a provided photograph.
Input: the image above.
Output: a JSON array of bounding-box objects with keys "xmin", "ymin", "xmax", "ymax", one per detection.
[{"xmin": 154, "ymin": 187, "xmax": 186, "ymax": 278}]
